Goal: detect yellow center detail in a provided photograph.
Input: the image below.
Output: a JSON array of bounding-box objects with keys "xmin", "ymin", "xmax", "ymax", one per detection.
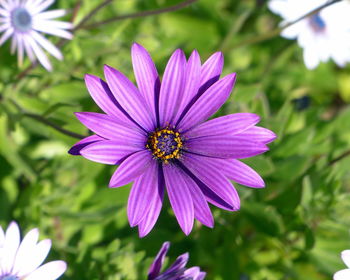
[{"xmin": 146, "ymin": 128, "xmax": 183, "ymax": 163}]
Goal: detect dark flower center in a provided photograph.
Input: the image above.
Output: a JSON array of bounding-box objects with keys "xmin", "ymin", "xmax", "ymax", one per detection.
[
  {"xmin": 147, "ymin": 128, "xmax": 183, "ymax": 163},
  {"xmin": 309, "ymin": 13, "xmax": 326, "ymax": 32},
  {"xmin": 11, "ymin": 8, "xmax": 32, "ymax": 32},
  {"xmin": 0, "ymin": 275, "xmax": 20, "ymax": 280}
]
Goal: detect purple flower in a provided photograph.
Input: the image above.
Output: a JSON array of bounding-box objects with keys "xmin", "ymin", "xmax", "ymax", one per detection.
[
  {"xmin": 0, "ymin": 221, "xmax": 67, "ymax": 280},
  {"xmin": 148, "ymin": 242, "xmax": 205, "ymax": 280},
  {"xmin": 69, "ymin": 43, "xmax": 276, "ymax": 237}
]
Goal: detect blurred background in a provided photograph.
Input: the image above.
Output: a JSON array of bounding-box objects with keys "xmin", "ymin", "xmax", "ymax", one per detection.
[{"xmin": 1, "ymin": 0, "xmax": 350, "ymax": 279}]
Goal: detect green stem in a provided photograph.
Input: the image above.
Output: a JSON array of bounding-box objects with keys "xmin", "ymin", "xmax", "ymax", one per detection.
[
  {"xmin": 329, "ymin": 150, "xmax": 350, "ymax": 165},
  {"xmin": 22, "ymin": 112, "xmax": 85, "ymax": 139},
  {"xmin": 8, "ymin": 98, "xmax": 85, "ymax": 139},
  {"xmin": 81, "ymin": 0, "xmax": 198, "ymax": 29}
]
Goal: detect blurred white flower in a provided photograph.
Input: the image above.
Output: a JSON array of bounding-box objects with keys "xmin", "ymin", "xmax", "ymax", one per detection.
[
  {"xmin": 334, "ymin": 250, "xmax": 350, "ymax": 280},
  {"xmin": 0, "ymin": 221, "xmax": 67, "ymax": 280},
  {"xmin": 0, "ymin": 0, "xmax": 73, "ymax": 71},
  {"xmin": 268, "ymin": 0, "xmax": 350, "ymax": 69}
]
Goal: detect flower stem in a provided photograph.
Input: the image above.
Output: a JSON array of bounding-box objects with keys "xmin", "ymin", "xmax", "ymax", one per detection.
[
  {"xmin": 81, "ymin": 0, "xmax": 198, "ymax": 29},
  {"xmin": 73, "ymin": 0, "xmax": 114, "ymax": 31},
  {"xmin": 23, "ymin": 112, "xmax": 85, "ymax": 139},
  {"xmin": 329, "ymin": 150, "xmax": 350, "ymax": 166},
  {"xmin": 222, "ymin": 0, "xmax": 343, "ymax": 52},
  {"xmin": 8, "ymin": 98, "xmax": 85, "ymax": 139}
]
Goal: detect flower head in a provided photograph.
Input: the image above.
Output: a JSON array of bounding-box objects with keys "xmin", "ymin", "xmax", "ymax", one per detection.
[
  {"xmin": 0, "ymin": 0, "xmax": 73, "ymax": 71},
  {"xmin": 69, "ymin": 43, "xmax": 276, "ymax": 237},
  {"xmin": 148, "ymin": 242, "xmax": 205, "ymax": 280},
  {"xmin": 0, "ymin": 221, "xmax": 67, "ymax": 280},
  {"xmin": 334, "ymin": 250, "xmax": 350, "ymax": 280},
  {"xmin": 268, "ymin": 0, "xmax": 350, "ymax": 69}
]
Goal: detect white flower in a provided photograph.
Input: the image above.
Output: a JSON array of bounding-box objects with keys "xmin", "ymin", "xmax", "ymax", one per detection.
[
  {"xmin": 0, "ymin": 0, "xmax": 73, "ymax": 71},
  {"xmin": 334, "ymin": 250, "xmax": 350, "ymax": 280},
  {"xmin": 0, "ymin": 221, "xmax": 67, "ymax": 280},
  {"xmin": 268, "ymin": 0, "xmax": 350, "ymax": 69}
]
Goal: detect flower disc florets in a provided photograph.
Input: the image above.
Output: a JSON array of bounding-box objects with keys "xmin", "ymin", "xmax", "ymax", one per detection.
[
  {"xmin": 309, "ymin": 13, "xmax": 326, "ymax": 32},
  {"xmin": 11, "ymin": 8, "xmax": 32, "ymax": 32},
  {"xmin": 147, "ymin": 127, "xmax": 183, "ymax": 163}
]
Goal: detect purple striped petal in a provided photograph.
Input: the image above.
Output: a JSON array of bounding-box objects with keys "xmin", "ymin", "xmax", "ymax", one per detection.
[
  {"xmin": 184, "ymin": 113, "xmax": 260, "ymax": 138},
  {"xmin": 109, "ymin": 150, "xmax": 153, "ymax": 188},
  {"xmin": 182, "ymin": 153, "xmax": 240, "ymax": 210},
  {"xmin": 178, "ymin": 162, "xmax": 235, "ymax": 211},
  {"xmin": 239, "ymin": 126, "xmax": 277, "ymax": 144},
  {"xmin": 211, "ymin": 158, "xmax": 265, "ymax": 188},
  {"xmin": 104, "ymin": 65, "xmax": 155, "ymax": 131},
  {"xmin": 199, "ymin": 51, "xmax": 223, "ymax": 95},
  {"xmin": 187, "ymin": 178, "xmax": 214, "ymax": 228},
  {"xmin": 177, "ymin": 73, "xmax": 236, "ymax": 132},
  {"xmin": 186, "ymin": 135, "xmax": 269, "ymax": 159},
  {"xmin": 84, "ymin": 74, "xmax": 137, "ymax": 127},
  {"xmin": 127, "ymin": 160, "xmax": 159, "ymax": 226},
  {"xmin": 163, "ymin": 164, "xmax": 194, "ymax": 235},
  {"xmin": 68, "ymin": 134, "xmax": 104, "ymax": 155},
  {"xmin": 183, "ymin": 267, "xmax": 206, "ymax": 280},
  {"xmin": 138, "ymin": 172, "xmax": 164, "ymax": 237},
  {"xmin": 159, "ymin": 49, "xmax": 186, "ymax": 127},
  {"xmin": 173, "ymin": 50, "xmax": 201, "ymax": 124},
  {"xmin": 131, "ymin": 43, "xmax": 159, "ymax": 125},
  {"xmin": 148, "ymin": 242, "xmax": 170, "ymax": 279},
  {"xmin": 80, "ymin": 140, "xmax": 142, "ymax": 165},
  {"xmin": 165, "ymin": 252, "xmax": 189, "ymax": 274},
  {"xmin": 75, "ymin": 112, "xmax": 146, "ymax": 143}
]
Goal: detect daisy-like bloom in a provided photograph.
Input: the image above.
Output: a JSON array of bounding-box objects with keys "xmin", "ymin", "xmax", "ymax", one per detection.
[
  {"xmin": 268, "ymin": 0, "xmax": 350, "ymax": 69},
  {"xmin": 0, "ymin": 221, "xmax": 67, "ymax": 280},
  {"xmin": 69, "ymin": 43, "xmax": 276, "ymax": 237},
  {"xmin": 148, "ymin": 242, "xmax": 205, "ymax": 280},
  {"xmin": 334, "ymin": 250, "xmax": 350, "ymax": 280},
  {"xmin": 0, "ymin": 0, "xmax": 73, "ymax": 71}
]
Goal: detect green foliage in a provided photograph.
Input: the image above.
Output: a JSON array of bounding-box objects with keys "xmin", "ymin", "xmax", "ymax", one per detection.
[{"xmin": 1, "ymin": 0, "xmax": 350, "ymax": 279}]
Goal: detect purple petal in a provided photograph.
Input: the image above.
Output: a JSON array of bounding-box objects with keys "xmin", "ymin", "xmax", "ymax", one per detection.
[
  {"xmin": 238, "ymin": 126, "xmax": 277, "ymax": 144},
  {"xmin": 211, "ymin": 158, "xmax": 265, "ymax": 188},
  {"xmin": 187, "ymin": 179, "xmax": 214, "ymax": 228},
  {"xmin": 138, "ymin": 169, "xmax": 164, "ymax": 237},
  {"xmin": 163, "ymin": 164, "xmax": 194, "ymax": 235},
  {"xmin": 184, "ymin": 113, "xmax": 260, "ymax": 138},
  {"xmin": 127, "ymin": 160, "xmax": 159, "ymax": 226},
  {"xmin": 148, "ymin": 242, "xmax": 170, "ymax": 279},
  {"xmin": 84, "ymin": 74, "xmax": 138, "ymax": 127},
  {"xmin": 80, "ymin": 140, "xmax": 142, "ymax": 165},
  {"xmin": 109, "ymin": 150, "xmax": 153, "ymax": 188},
  {"xmin": 186, "ymin": 135, "xmax": 269, "ymax": 159},
  {"xmin": 68, "ymin": 134, "xmax": 104, "ymax": 155},
  {"xmin": 165, "ymin": 252, "xmax": 189, "ymax": 275},
  {"xmin": 178, "ymin": 162, "xmax": 235, "ymax": 211},
  {"xmin": 104, "ymin": 65, "xmax": 155, "ymax": 131},
  {"xmin": 131, "ymin": 43, "xmax": 159, "ymax": 125},
  {"xmin": 181, "ymin": 153, "xmax": 240, "ymax": 210},
  {"xmin": 173, "ymin": 50, "xmax": 201, "ymax": 124},
  {"xmin": 199, "ymin": 51, "xmax": 223, "ymax": 95},
  {"xmin": 177, "ymin": 73, "xmax": 236, "ymax": 132},
  {"xmin": 159, "ymin": 49, "xmax": 186, "ymax": 127},
  {"xmin": 183, "ymin": 267, "xmax": 206, "ymax": 280},
  {"xmin": 75, "ymin": 112, "xmax": 146, "ymax": 143}
]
